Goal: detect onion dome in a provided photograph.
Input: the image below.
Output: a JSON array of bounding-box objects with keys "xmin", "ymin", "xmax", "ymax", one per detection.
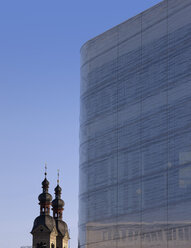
[
  {"xmin": 52, "ymin": 170, "xmax": 65, "ymax": 220},
  {"xmin": 38, "ymin": 178, "xmax": 52, "ymax": 203},
  {"xmin": 31, "ymin": 164, "xmax": 56, "ymax": 234},
  {"xmin": 52, "ymin": 197, "xmax": 64, "ymax": 209},
  {"xmin": 38, "ymin": 192, "xmax": 52, "ymax": 203},
  {"xmin": 52, "ymin": 185, "xmax": 65, "ymax": 208},
  {"xmin": 55, "ymin": 184, "xmax": 62, "ymax": 196},
  {"xmin": 42, "ymin": 178, "xmax": 49, "ymax": 191},
  {"xmin": 38, "ymin": 164, "xmax": 52, "ymax": 215}
]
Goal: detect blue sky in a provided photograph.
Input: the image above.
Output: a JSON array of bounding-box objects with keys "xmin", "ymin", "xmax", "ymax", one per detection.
[{"xmin": 0, "ymin": 0, "xmax": 161, "ymax": 247}]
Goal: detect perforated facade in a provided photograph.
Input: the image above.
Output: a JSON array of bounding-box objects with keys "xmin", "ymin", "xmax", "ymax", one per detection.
[{"xmin": 79, "ymin": 0, "xmax": 191, "ymax": 247}]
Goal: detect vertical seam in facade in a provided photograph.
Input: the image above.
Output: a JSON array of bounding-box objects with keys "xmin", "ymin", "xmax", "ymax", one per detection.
[
  {"xmin": 87, "ymin": 43, "xmax": 90, "ymax": 243},
  {"xmin": 116, "ymin": 25, "xmax": 119, "ymax": 248},
  {"xmin": 166, "ymin": 1, "xmax": 169, "ymax": 248},
  {"xmin": 140, "ymin": 13, "xmax": 143, "ymax": 248}
]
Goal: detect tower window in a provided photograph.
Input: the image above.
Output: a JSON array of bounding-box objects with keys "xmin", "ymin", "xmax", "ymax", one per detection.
[{"xmin": 37, "ymin": 242, "xmax": 46, "ymax": 248}]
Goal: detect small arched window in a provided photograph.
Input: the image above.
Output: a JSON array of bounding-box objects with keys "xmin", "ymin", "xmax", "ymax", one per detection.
[{"xmin": 37, "ymin": 242, "xmax": 46, "ymax": 248}]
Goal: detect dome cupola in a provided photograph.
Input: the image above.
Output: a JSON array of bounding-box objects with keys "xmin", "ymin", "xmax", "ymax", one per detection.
[
  {"xmin": 52, "ymin": 170, "xmax": 65, "ymax": 219},
  {"xmin": 38, "ymin": 164, "xmax": 52, "ymax": 215}
]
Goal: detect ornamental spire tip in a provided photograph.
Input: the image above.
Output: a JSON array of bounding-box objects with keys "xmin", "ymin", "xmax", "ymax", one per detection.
[
  {"xmin": 45, "ymin": 163, "xmax": 47, "ymax": 178},
  {"xmin": 57, "ymin": 169, "xmax": 60, "ymax": 185}
]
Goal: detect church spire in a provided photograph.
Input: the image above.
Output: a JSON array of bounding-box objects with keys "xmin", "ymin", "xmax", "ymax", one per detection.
[
  {"xmin": 38, "ymin": 164, "xmax": 52, "ymax": 215},
  {"xmin": 52, "ymin": 170, "xmax": 65, "ymax": 219},
  {"xmin": 45, "ymin": 163, "xmax": 47, "ymax": 178},
  {"xmin": 31, "ymin": 166, "xmax": 70, "ymax": 248},
  {"xmin": 57, "ymin": 169, "xmax": 60, "ymax": 185}
]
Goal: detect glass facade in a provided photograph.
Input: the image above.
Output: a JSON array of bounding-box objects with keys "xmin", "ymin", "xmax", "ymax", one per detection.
[{"xmin": 79, "ymin": 0, "xmax": 191, "ymax": 247}]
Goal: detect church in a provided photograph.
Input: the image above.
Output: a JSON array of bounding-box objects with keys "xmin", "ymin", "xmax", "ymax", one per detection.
[{"xmin": 31, "ymin": 168, "xmax": 70, "ymax": 248}]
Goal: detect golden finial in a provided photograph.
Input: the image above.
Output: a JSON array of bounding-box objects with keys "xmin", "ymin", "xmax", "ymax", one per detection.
[
  {"xmin": 45, "ymin": 163, "xmax": 47, "ymax": 178},
  {"xmin": 57, "ymin": 169, "xmax": 60, "ymax": 185}
]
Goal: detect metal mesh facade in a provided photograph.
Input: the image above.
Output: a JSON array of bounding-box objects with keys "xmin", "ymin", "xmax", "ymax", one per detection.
[{"xmin": 79, "ymin": 0, "xmax": 191, "ymax": 247}]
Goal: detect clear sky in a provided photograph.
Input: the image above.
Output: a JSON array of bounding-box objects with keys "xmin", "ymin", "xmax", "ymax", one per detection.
[{"xmin": 0, "ymin": 0, "xmax": 161, "ymax": 247}]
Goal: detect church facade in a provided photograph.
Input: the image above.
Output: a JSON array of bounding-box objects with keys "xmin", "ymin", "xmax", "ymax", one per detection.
[{"xmin": 31, "ymin": 170, "xmax": 70, "ymax": 248}]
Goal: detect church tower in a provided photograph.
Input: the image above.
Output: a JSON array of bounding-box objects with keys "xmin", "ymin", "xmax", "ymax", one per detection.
[
  {"xmin": 31, "ymin": 166, "xmax": 58, "ymax": 248},
  {"xmin": 52, "ymin": 170, "xmax": 70, "ymax": 248}
]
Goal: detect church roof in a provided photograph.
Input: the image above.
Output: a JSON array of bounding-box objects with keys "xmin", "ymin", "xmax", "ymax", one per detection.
[
  {"xmin": 56, "ymin": 219, "xmax": 70, "ymax": 238},
  {"xmin": 31, "ymin": 215, "xmax": 56, "ymax": 234}
]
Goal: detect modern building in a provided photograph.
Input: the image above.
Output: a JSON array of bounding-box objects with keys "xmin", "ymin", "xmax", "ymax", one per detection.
[
  {"xmin": 79, "ymin": 0, "xmax": 191, "ymax": 248},
  {"xmin": 31, "ymin": 169, "xmax": 70, "ymax": 248}
]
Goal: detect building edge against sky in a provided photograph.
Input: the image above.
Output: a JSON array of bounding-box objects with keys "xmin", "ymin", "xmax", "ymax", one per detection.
[{"xmin": 79, "ymin": 0, "xmax": 191, "ymax": 248}]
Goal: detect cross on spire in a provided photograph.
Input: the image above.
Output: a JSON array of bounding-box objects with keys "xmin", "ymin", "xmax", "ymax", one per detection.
[
  {"xmin": 45, "ymin": 163, "xmax": 47, "ymax": 178},
  {"xmin": 57, "ymin": 169, "xmax": 60, "ymax": 185}
]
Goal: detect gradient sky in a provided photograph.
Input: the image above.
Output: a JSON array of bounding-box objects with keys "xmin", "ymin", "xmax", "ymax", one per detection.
[{"xmin": 0, "ymin": 1, "xmax": 161, "ymax": 247}]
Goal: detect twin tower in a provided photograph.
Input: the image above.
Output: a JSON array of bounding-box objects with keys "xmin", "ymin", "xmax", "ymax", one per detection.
[{"xmin": 31, "ymin": 169, "xmax": 70, "ymax": 248}]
